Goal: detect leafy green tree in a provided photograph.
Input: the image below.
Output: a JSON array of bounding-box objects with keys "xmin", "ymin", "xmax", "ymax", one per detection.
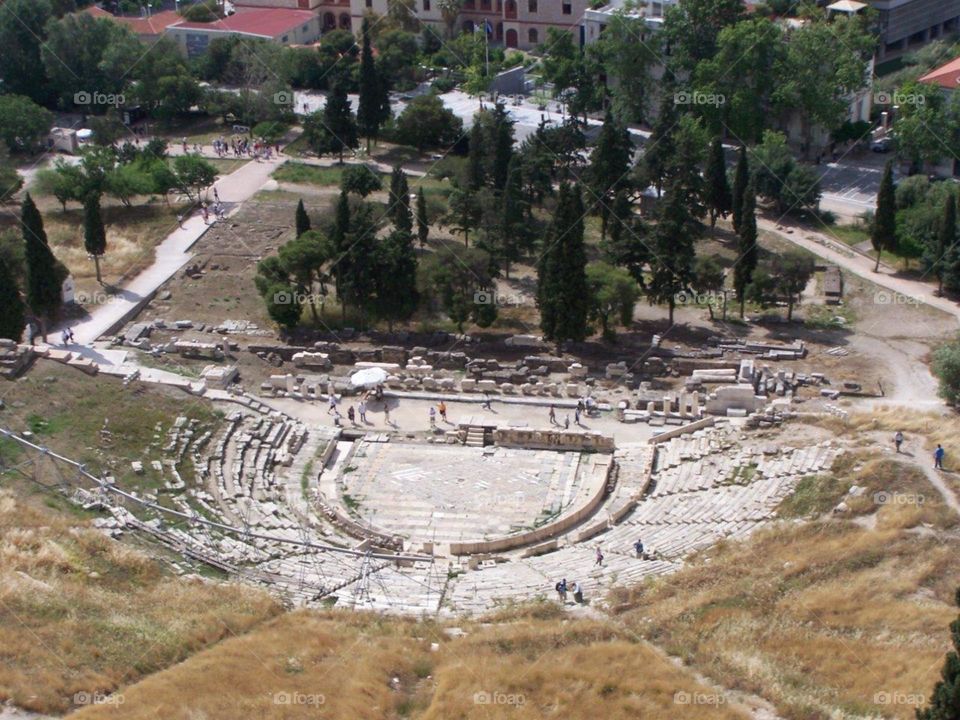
[
  {"xmin": 446, "ymin": 182, "xmax": 482, "ymax": 247},
  {"xmin": 437, "ymin": 0, "xmax": 463, "ymax": 38},
  {"xmin": 341, "ymin": 166, "xmax": 383, "ymax": 198},
  {"xmin": 662, "ymin": 115, "xmax": 709, "ymax": 225},
  {"xmin": 732, "ymin": 145, "xmax": 749, "ymax": 233},
  {"xmin": 0, "ymin": 256, "xmax": 25, "ymax": 342},
  {"xmin": 278, "ymin": 230, "xmax": 330, "ymax": 323},
  {"xmin": 0, "ymin": 147, "xmax": 24, "ymax": 203},
  {"xmin": 0, "ymin": 0, "xmax": 54, "ymax": 105},
  {"xmin": 693, "ymin": 17, "xmax": 781, "ymax": 143},
  {"xmin": 537, "ymin": 183, "xmax": 589, "ymax": 344},
  {"xmin": 734, "ymin": 181, "xmax": 759, "ymax": 317},
  {"xmin": 131, "ymin": 39, "xmax": 202, "ymax": 121},
  {"xmin": 933, "ymin": 339, "xmax": 960, "ymax": 406},
  {"xmin": 394, "ymin": 94, "xmax": 463, "ymax": 152},
  {"xmin": 416, "ymin": 188, "xmax": 430, "ymax": 250},
  {"xmin": 0, "ymin": 96, "xmax": 54, "ymax": 154},
  {"xmin": 22, "ymin": 194, "xmax": 65, "ymax": 340},
  {"xmin": 104, "ymin": 163, "xmax": 155, "ymax": 207},
  {"xmin": 772, "ymin": 15, "xmax": 875, "ymax": 158},
  {"xmin": 83, "ymin": 193, "xmax": 107, "ymax": 285},
  {"xmin": 705, "ymin": 137, "xmax": 732, "ymax": 229},
  {"xmin": 770, "ymin": 250, "xmax": 815, "ymax": 321},
  {"xmin": 692, "ymin": 255, "xmax": 726, "ymax": 320},
  {"xmin": 587, "ymin": 111, "xmax": 633, "ymax": 239},
  {"xmin": 662, "ymin": 0, "xmax": 744, "ymax": 73},
  {"xmin": 336, "ymin": 201, "xmax": 381, "ymax": 326},
  {"xmin": 586, "ymin": 261, "xmax": 639, "ymax": 341},
  {"xmin": 893, "ymin": 81, "xmax": 958, "ymax": 174},
  {"xmin": 488, "ymin": 102, "xmax": 515, "ymax": 192},
  {"xmin": 466, "ymin": 121, "xmax": 486, "ymax": 191},
  {"xmin": 173, "ymin": 156, "xmax": 218, "ymax": 201},
  {"xmin": 417, "ymin": 247, "xmax": 496, "ymax": 331},
  {"xmin": 295, "ymin": 199, "xmax": 311, "ymax": 238},
  {"xmin": 594, "ymin": 11, "xmax": 658, "ymax": 124},
  {"xmin": 937, "ymin": 196, "xmax": 959, "ymax": 294},
  {"xmin": 751, "ymin": 130, "xmax": 820, "ymax": 214},
  {"xmin": 916, "ymin": 586, "xmax": 960, "ymax": 717},
  {"xmin": 872, "ymin": 160, "xmax": 898, "ymax": 273}
]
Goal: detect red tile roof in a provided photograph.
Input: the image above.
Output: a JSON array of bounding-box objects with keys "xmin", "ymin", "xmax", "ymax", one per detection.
[
  {"xmin": 83, "ymin": 5, "xmax": 113, "ymax": 18},
  {"xmin": 114, "ymin": 9, "xmax": 183, "ymax": 35},
  {"xmin": 172, "ymin": 8, "xmax": 317, "ymax": 38},
  {"xmin": 920, "ymin": 56, "xmax": 960, "ymax": 91}
]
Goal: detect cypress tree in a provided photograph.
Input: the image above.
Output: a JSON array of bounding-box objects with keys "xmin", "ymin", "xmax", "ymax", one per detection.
[
  {"xmin": 734, "ymin": 180, "xmax": 758, "ymax": 317},
  {"xmin": 640, "ymin": 90, "xmax": 678, "ymax": 197},
  {"xmin": 22, "ymin": 193, "xmax": 62, "ymax": 341},
  {"xmin": 706, "ymin": 136, "xmax": 732, "ymax": 229},
  {"xmin": 871, "ymin": 160, "xmax": 897, "ymax": 273},
  {"xmin": 731, "ymin": 144, "xmax": 749, "ymax": 233},
  {"xmin": 491, "ymin": 102, "xmax": 515, "ymax": 192},
  {"xmin": 467, "ymin": 121, "xmax": 485, "ymax": 191},
  {"xmin": 416, "ymin": 188, "xmax": 429, "ymax": 249},
  {"xmin": 0, "ymin": 257, "xmax": 25, "ymax": 342},
  {"xmin": 500, "ymin": 155, "xmax": 527, "ymax": 278},
  {"xmin": 323, "ymin": 82, "xmax": 358, "ymax": 164},
  {"xmin": 357, "ymin": 18, "xmax": 382, "ymax": 152},
  {"xmin": 647, "ymin": 184, "xmax": 696, "ymax": 325},
  {"xmin": 83, "ymin": 193, "xmax": 107, "ymax": 285},
  {"xmin": 538, "ymin": 183, "xmax": 588, "ymax": 344},
  {"xmin": 916, "ymin": 587, "xmax": 960, "ymax": 720},
  {"xmin": 331, "ymin": 190, "xmax": 351, "ymax": 318},
  {"xmin": 935, "ymin": 195, "xmax": 957, "ymax": 295},
  {"xmin": 389, "ymin": 166, "xmax": 412, "ymax": 234},
  {"xmin": 295, "ymin": 198, "xmax": 311, "ymax": 238}
]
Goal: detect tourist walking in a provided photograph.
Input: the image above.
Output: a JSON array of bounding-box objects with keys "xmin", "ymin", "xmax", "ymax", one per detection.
[
  {"xmin": 935, "ymin": 444, "xmax": 945, "ymax": 470},
  {"xmin": 333, "ymin": 408, "xmax": 342, "ymax": 427},
  {"xmin": 429, "ymin": 406, "xmax": 436, "ymax": 428},
  {"xmin": 634, "ymin": 538, "xmax": 644, "ymax": 558},
  {"xmin": 358, "ymin": 400, "xmax": 367, "ymax": 424},
  {"xmin": 894, "ymin": 431, "xmax": 904, "ymax": 453},
  {"xmin": 347, "ymin": 406, "xmax": 356, "ymax": 426},
  {"xmin": 555, "ymin": 578, "xmax": 567, "ymax": 603},
  {"xmin": 327, "ymin": 394, "xmax": 337, "ymax": 414},
  {"xmin": 384, "ymin": 404, "xmax": 392, "ymax": 426},
  {"xmin": 595, "ymin": 547, "xmax": 604, "ymax": 567},
  {"xmin": 571, "ymin": 581, "xmax": 583, "ymax": 604},
  {"xmin": 574, "ymin": 407, "xmax": 581, "ymax": 425},
  {"xmin": 482, "ymin": 394, "xmax": 492, "ymax": 411},
  {"xmin": 438, "ymin": 401, "xmax": 447, "ymax": 423},
  {"xmin": 549, "ymin": 405, "xmax": 556, "ymax": 425},
  {"xmin": 564, "ymin": 414, "xmax": 570, "ymax": 430}
]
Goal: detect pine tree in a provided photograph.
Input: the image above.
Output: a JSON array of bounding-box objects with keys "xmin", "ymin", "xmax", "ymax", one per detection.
[
  {"xmin": 374, "ymin": 229, "xmax": 419, "ymax": 332},
  {"xmin": 935, "ymin": 195, "xmax": 957, "ymax": 295},
  {"xmin": 295, "ymin": 198, "xmax": 311, "ymax": 238},
  {"xmin": 734, "ymin": 181, "xmax": 758, "ymax": 317},
  {"xmin": 331, "ymin": 190, "xmax": 351, "ymax": 319},
  {"xmin": 0, "ymin": 256, "xmax": 25, "ymax": 341},
  {"xmin": 323, "ymin": 82, "xmax": 358, "ymax": 164},
  {"xmin": 706, "ymin": 137, "xmax": 732, "ymax": 230},
  {"xmin": 357, "ymin": 18, "xmax": 383, "ymax": 152},
  {"xmin": 22, "ymin": 193, "xmax": 62, "ymax": 341},
  {"xmin": 389, "ymin": 166, "xmax": 413, "ymax": 234},
  {"xmin": 538, "ymin": 183, "xmax": 589, "ymax": 344},
  {"xmin": 416, "ymin": 188, "xmax": 429, "ymax": 249},
  {"xmin": 872, "ymin": 160, "xmax": 897, "ymax": 273},
  {"xmin": 83, "ymin": 193, "xmax": 107, "ymax": 285},
  {"xmin": 732, "ymin": 145, "xmax": 749, "ymax": 233},
  {"xmin": 588, "ymin": 110, "xmax": 632, "ymax": 240},
  {"xmin": 640, "ymin": 90, "xmax": 678, "ymax": 197},
  {"xmin": 916, "ymin": 587, "xmax": 960, "ymax": 720}
]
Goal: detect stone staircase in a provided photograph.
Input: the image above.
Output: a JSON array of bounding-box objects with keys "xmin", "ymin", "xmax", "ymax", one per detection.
[{"xmin": 463, "ymin": 425, "xmax": 489, "ymax": 447}]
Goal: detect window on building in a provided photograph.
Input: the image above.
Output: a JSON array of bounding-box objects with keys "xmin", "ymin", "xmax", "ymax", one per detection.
[
  {"xmin": 481, "ymin": 0, "xmax": 490, "ymax": 10},
  {"xmin": 528, "ymin": 0, "xmax": 537, "ymax": 11},
  {"xmin": 528, "ymin": 27, "xmax": 538, "ymax": 43},
  {"xmin": 464, "ymin": 0, "xmax": 475, "ymax": 8},
  {"xmin": 366, "ymin": 0, "xmax": 372, "ymax": 7},
  {"xmin": 282, "ymin": 35, "xmax": 289, "ymax": 42},
  {"xmin": 423, "ymin": 0, "xmax": 431, "ymax": 10},
  {"xmin": 562, "ymin": 0, "xmax": 571, "ymax": 13}
]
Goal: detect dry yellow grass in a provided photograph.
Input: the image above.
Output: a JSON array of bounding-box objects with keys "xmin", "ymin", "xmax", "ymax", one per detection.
[
  {"xmin": 0, "ymin": 490, "xmax": 281, "ymax": 714},
  {"xmin": 610, "ymin": 510, "xmax": 958, "ymax": 720},
  {"xmin": 68, "ymin": 606, "xmax": 752, "ymax": 720}
]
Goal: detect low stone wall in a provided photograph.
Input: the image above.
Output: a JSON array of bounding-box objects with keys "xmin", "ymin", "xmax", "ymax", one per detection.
[
  {"xmin": 493, "ymin": 428, "xmax": 615, "ymax": 453},
  {"xmin": 449, "ymin": 456, "xmax": 613, "ymax": 556}
]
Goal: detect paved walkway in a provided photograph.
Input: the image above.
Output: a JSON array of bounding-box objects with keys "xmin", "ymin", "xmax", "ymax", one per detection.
[
  {"xmin": 759, "ymin": 218, "xmax": 960, "ymax": 325},
  {"xmin": 60, "ymin": 156, "xmax": 283, "ymax": 345}
]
